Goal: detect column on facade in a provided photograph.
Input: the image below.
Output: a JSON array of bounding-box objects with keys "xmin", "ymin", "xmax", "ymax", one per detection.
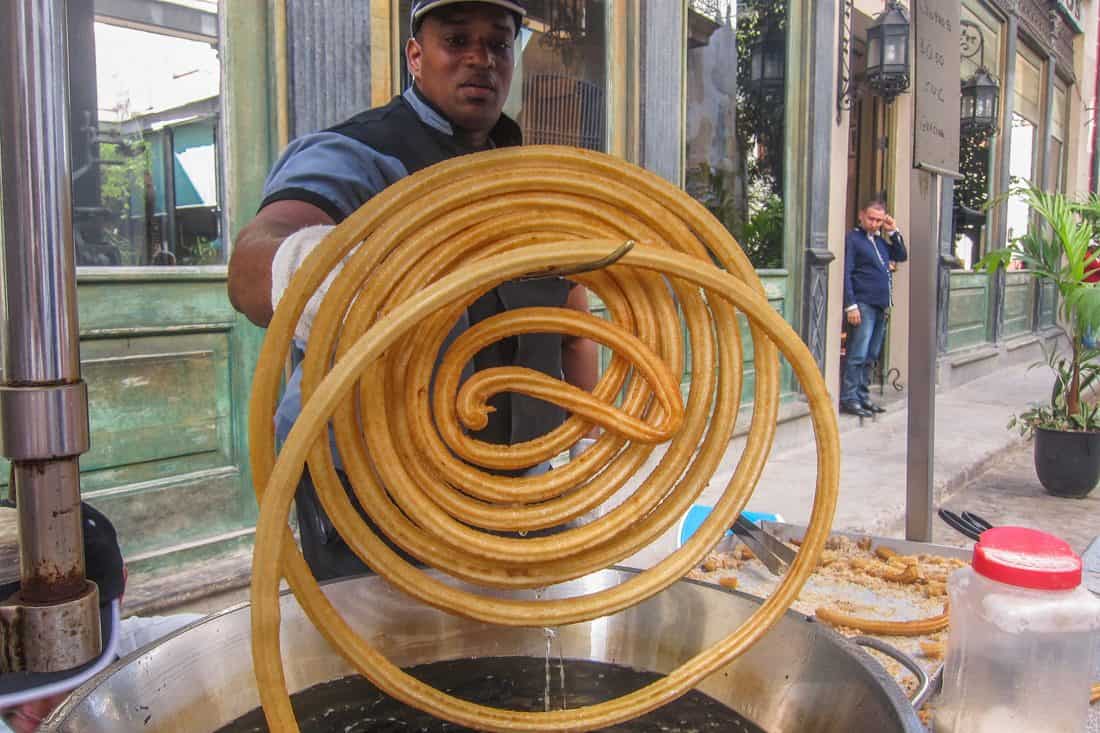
[{"xmin": 989, "ymin": 13, "xmax": 1018, "ymax": 344}]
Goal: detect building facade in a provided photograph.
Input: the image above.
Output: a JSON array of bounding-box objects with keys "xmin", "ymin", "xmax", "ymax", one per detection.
[
  {"xmin": 838, "ymin": 0, "xmax": 1093, "ymax": 394},
  {"xmin": 8, "ymin": 0, "xmax": 1095, "ymax": 584}
]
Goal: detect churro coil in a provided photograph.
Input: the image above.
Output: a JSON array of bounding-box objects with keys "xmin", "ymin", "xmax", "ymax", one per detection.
[{"xmin": 249, "ymin": 146, "xmax": 840, "ymax": 732}]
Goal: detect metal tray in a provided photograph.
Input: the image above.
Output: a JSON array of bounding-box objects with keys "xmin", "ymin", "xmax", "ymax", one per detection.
[
  {"xmin": 759, "ymin": 521, "xmax": 972, "ymax": 562},
  {"xmin": 712, "ymin": 521, "xmax": 964, "ymax": 625},
  {"xmin": 706, "ymin": 521, "xmax": 966, "ymax": 703}
]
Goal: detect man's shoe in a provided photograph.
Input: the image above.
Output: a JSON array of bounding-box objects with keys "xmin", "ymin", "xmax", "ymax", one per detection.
[
  {"xmin": 839, "ymin": 401, "xmax": 872, "ymax": 417},
  {"xmin": 861, "ymin": 400, "xmax": 886, "ymax": 414}
]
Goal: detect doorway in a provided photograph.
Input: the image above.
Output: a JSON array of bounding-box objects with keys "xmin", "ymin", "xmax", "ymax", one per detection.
[{"xmin": 841, "ymin": 11, "xmax": 897, "ymax": 402}]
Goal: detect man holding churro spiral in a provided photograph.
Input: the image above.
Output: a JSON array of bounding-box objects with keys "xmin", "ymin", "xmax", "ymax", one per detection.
[{"xmin": 227, "ymin": 0, "xmax": 598, "ymax": 579}]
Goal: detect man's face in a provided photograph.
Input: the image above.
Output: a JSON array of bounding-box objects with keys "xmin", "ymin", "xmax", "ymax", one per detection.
[
  {"xmin": 859, "ymin": 206, "xmax": 886, "ymax": 234},
  {"xmin": 406, "ymin": 4, "xmax": 517, "ymax": 136}
]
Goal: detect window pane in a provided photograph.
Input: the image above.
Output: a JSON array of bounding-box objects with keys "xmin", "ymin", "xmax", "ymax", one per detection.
[
  {"xmin": 954, "ymin": 129, "xmax": 995, "ymax": 269},
  {"xmin": 960, "ymin": 2, "xmax": 1000, "ymax": 82},
  {"xmin": 1007, "ymin": 46, "xmax": 1042, "ymax": 254},
  {"xmin": 1052, "ymin": 82, "xmax": 1067, "ymax": 142},
  {"xmin": 954, "ymin": 1, "xmax": 1001, "ymax": 270},
  {"xmin": 397, "ymin": 0, "xmax": 610, "ymax": 152},
  {"xmin": 1013, "ymin": 49, "xmax": 1042, "ymax": 124},
  {"xmin": 685, "ymin": 1, "xmax": 786, "ymax": 270},
  {"xmin": 69, "ymin": 3, "xmax": 224, "ymax": 267},
  {"xmin": 1006, "ymin": 113, "xmax": 1037, "ymax": 244},
  {"xmin": 1050, "ymin": 81, "xmax": 1068, "ymax": 192}
]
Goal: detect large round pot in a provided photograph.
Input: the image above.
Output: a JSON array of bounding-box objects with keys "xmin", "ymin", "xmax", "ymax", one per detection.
[
  {"xmin": 1034, "ymin": 426, "xmax": 1100, "ymax": 498},
  {"xmin": 45, "ymin": 569, "xmax": 924, "ymax": 732}
]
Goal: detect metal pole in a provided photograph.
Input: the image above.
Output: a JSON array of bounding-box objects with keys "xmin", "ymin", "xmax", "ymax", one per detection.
[
  {"xmin": 0, "ymin": 0, "xmax": 82, "ymax": 384},
  {"xmin": 906, "ymin": 169, "xmax": 939, "ymax": 542},
  {"xmin": 801, "ymin": 0, "xmax": 838, "ymax": 374},
  {"xmin": 0, "ymin": 0, "xmax": 100, "ymax": 672}
]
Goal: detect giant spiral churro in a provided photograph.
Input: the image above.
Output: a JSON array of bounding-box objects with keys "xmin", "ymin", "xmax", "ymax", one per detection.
[{"xmin": 249, "ymin": 146, "xmax": 840, "ymax": 731}]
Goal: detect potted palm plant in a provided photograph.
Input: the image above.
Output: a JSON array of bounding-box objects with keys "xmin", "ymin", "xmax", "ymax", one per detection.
[{"xmin": 979, "ymin": 185, "xmax": 1100, "ymax": 498}]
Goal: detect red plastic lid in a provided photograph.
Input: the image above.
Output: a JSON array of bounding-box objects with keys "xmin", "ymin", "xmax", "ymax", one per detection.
[{"xmin": 972, "ymin": 527, "xmax": 1082, "ymax": 590}]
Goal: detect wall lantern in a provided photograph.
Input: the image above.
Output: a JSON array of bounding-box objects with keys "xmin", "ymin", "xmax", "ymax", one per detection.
[
  {"xmin": 959, "ymin": 20, "xmax": 999, "ymax": 138},
  {"xmin": 748, "ymin": 18, "xmax": 785, "ymax": 96},
  {"xmin": 865, "ymin": 1, "xmax": 911, "ymax": 103},
  {"xmin": 960, "ymin": 68, "xmax": 999, "ymax": 136}
]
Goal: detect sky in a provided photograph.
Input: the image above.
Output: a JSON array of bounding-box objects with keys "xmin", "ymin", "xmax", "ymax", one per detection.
[{"xmin": 94, "ymin": 21, "xmax": 219, "ymax": 123}]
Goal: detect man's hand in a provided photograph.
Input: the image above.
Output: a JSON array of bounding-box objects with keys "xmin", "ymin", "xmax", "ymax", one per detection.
[
  {"xmin": 227, "ymin": 200, "xmax": 335, "ymax": 327},
  {"xmin": 846, "ymin": 308, "xmax": 862, "ymax": 327},
  {"xmin": 270, "ymin": 224, "xmax": 338, "ymax": 346},
  {"xmin": 883, "ymin": 214, "xmax": 897, "ymax": 235}
]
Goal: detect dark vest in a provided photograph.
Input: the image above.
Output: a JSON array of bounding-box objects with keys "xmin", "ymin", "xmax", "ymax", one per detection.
[{"xmin": 328, "ymin": 94, "xmax": 570, "ymax": 446}]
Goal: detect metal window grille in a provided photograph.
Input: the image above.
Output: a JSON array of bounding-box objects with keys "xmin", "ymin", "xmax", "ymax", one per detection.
[{"xmin": 520, "ymin": 74, "xmax": 606, "ymax": 151}]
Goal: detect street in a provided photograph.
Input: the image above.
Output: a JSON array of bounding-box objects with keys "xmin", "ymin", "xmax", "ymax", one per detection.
[{"xmin": 933, "ymin": 439, "xmax": 1100, "ymax": 554}]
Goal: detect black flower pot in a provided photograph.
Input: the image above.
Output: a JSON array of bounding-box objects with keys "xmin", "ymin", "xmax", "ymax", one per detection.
[{"xmin": 1033, "ymin": 426, "xmax": 1100, "ymax": 498}]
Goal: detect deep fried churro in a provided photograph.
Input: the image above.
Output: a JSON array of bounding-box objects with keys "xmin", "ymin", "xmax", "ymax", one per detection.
[
  {"xmin": 249, "ymin": 146, "xmax": 841, "ymax": 732},
  {"xmin": 815, "ymin": 606, "xmax": 949, "ymax": 636}
]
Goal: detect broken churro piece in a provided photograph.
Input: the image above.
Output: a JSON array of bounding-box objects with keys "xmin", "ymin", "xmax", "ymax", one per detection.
[
  {"xmin": 814, "ymin": 605, "xmax": 949, "ymax": 636},
  {"xmin": 923, "ymin": 581, "xmax": 947, "ymax": 598},
  {"xmin": 875, "ymin": 546, "xmax": 898, "ymax": 562},
  {"xmin": 881, "ymin": 564, "xmax": 921, "ymax": 585}
]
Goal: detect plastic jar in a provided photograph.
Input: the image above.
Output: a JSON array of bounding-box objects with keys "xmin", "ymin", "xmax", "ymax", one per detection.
[{"xmin": 935, "ymin": 527, "xmax": 1100, "ymax": 732}]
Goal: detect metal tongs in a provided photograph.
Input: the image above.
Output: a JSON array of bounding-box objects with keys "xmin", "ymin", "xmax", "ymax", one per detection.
[
  {"xmin": 731, "ymin": 515, "xmax": 798, "ymax": 576},
  {"xmin": 937, "ymin": 509, "xmax": 994, "ymax": 541}
]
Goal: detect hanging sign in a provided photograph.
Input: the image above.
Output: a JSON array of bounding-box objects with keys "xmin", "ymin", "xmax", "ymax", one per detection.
[{"xmin": 912, "ymin": 0, "xmax": 961, "ymax": 178}]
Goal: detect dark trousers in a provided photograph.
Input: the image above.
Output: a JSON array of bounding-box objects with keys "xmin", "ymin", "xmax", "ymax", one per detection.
[
  {"xmin": 840, "ymin": 303, "xmax": 886, "ymax": 405},
  {"xmin": 294, "ymin": 470, "xmax": 419, "ymax": 581},
  {"xmin": 295, "ymin": 468, "xmax": 572, "ymax": 581}
]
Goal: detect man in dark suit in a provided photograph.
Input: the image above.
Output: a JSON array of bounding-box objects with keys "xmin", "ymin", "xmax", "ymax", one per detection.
[{"xmin": 841, "ymin": 199, "xmax": 907, "ymax": 417}]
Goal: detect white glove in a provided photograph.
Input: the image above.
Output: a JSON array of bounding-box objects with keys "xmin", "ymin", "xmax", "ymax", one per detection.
[{"xmin": 270, "ymin": 225, "xmax": 336, "ymax": 346}]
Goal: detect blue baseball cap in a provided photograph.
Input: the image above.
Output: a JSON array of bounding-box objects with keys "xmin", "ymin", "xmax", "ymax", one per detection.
[{"xmin": 410, "ymin": 0, "xmax": 526, "ymax": 35}]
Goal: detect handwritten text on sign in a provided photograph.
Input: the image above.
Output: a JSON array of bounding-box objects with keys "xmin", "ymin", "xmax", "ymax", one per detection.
[{"xmin": 913, "ymin": 0, "xmax": 960, "ymax": 176}]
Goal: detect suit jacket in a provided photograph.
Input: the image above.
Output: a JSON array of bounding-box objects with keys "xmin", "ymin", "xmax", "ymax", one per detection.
[{"xmin": 843, "ymin": 227, "xmax": 907, "ymax": 310}]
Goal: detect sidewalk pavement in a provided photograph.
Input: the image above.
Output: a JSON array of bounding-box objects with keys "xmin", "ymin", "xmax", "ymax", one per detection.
[
  {"xmin": 733, "ymin": 360, "xmax": 1052, "ymax": 536},
  {"xmin": 623, "ymin": 359, "xmax": 1054, "ymax": 568},
  {"xmin": 931, "ymin": 439, "xmax": 1100, "ymax": 555}
]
